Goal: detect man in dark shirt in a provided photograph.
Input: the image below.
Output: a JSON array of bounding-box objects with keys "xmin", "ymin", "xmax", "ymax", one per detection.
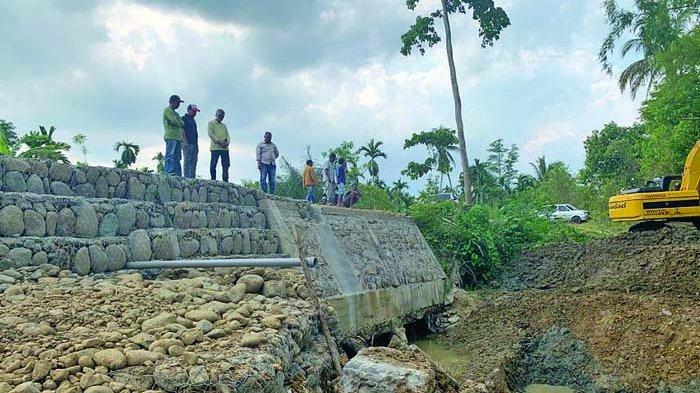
[{"xmin": 182, "ymin": 104, "xmax": 200, "ymax": 178}]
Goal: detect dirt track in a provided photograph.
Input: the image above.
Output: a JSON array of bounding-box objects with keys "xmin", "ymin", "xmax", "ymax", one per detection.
[{"xmin": 431, "ymin": 223, "xmax": 700, "ymax": 392}]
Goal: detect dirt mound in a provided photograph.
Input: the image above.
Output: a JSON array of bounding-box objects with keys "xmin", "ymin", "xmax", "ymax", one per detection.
[
  {"xmin": 433, "ymin": 290, "xmax": 700, "ymax": 392},
  {"xmin": 500, "ymin": 223, "xmax": 700, "ymax": 295}
]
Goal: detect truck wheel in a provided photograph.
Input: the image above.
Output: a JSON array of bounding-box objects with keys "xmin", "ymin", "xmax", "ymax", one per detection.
[{"xmin": 571, "ymin": 216, "xmax": 581, "ymax": 224}]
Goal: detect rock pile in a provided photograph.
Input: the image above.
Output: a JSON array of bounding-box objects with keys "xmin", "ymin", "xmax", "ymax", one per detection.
[{"xmin": 0, "ymin": 267, "xmax": 332, "ymax": 392}]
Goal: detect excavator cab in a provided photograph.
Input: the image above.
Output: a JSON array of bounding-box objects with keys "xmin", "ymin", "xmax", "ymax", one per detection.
[{"xmin": 609, "ymin": 141, "xmax": 700, "ymax": 231}]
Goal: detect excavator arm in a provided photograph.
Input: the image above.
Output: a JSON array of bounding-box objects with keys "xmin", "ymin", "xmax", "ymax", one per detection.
[{"xmin": 680, "ymin": 140, "xmax": 700, "ymax": 192}]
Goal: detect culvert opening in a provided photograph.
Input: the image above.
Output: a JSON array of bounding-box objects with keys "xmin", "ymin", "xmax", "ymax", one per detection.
[
  {"xmin": 405, "ymin": 317, "xmax": 431, "ymax": 343},
  {"xmin": 505, "ymin": 326, "xmax": 598, "ymax": 393}
]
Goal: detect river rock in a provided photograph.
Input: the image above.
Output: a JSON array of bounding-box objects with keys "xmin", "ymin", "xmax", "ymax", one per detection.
[
  {"xmin": 240, "ymin": 333, "xmax": 265, "ymax": 348},
  {"xmin": 49, "ymin": 162, "xmax": 72, "ymax": 182},
  {"xmin": 116, "ymin": 204, "xmax": 136, "ymax": 235},
  {"xmin": 57, "ymin": 208, "xmax": 76, "ymax": 237},
  {"xmin": 45, "ymin": 211, "xmax": 57, "ymax": 236},
  {"xmin": 184, "ymin": 309, "xmax": 219, "ymax": 323},
  {"xmin": 76, "ymin": 203, "xmax": 98, "ymax": 238},
  {"xmin": 262, "ymin": 280, "xmax": 287, "ymax": 298},
  {"xmin": 142, "ymin": 312, "xmax": 176, "ymax": 332},
  {"xmin": 84, "ymin": 387, "xmax": 114, "ymax": 393},
  {"xmin": 23, "ymin": 209, "xmax": 45, "ymax": 237},
  {"xmin": 93, "ymin": 349, "xmax": 127, "ymax": 370},
  {"xmin": 26, "ymin": 174, "xmax": 44, "ymax": 194},
  {"xmin": 7, "ymin": 248, "xmax": 32, "ymax": 268},
  {"xmin": 73, "ymin": 247, "xmax": 91, "ymax": 276},
  {"xmin": 152, "ymin": 231, "xmax": 179, "ymax": 260},
  {"xmin": 8, "ymin": 382, "xmax": 40, "ymax": 393},
  {"xmin": 99, "ymin": 213, "xmax": 118, "ymax": 237},
  {"xmin": 128, "ymin": 230, "xmax": 151, "ymax": 261},
  {"xmin": 89, "ymin": 245, "xmax": 108, "ymax": 273},
  {"xmin": 5, "ymin": 171, "xmax": 27, "ymax": 192},
  {"xmin": 105, "ymin": 245, "xmax": 126, "ymax": 271},
  {"xmin": 125, "ymin": 350, "xmax": 160, "ymax": 367},
  {"xmin": 31, "ymin": 360, "xmax": 51, "ymax": 381},
  {"xmin": 51, "ymin": 181, "xmax": 72, "ymax": 196},
  {"xmin": 0, "ymin": 205, "xmax": 24, "ymax": 236},
  {"xmin": 31, "ymin": 251, "xmax": 49, "ymax": 266},
  {"xmin": 237, "ymin": 274, "xmax": 264, "ymax": 293},
  {"xmin": 127, "ymin": 177, "xmax": 144, "ymax": 200}
]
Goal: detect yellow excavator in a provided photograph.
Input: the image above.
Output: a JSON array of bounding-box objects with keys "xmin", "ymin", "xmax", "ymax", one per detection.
[{"xmin": 609, "ymin": 140, "xmax": 700, "ymax": 231}]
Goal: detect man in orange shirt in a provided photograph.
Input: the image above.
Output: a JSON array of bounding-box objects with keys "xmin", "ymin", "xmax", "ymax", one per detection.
[{"xmin": 303, "ymin": 159, "xmax": 316, "ymax": 203}]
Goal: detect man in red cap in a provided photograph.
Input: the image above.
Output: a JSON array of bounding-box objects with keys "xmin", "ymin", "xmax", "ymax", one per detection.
[
  {"xmin": 182, "ymin": 103, "xmax": 200, "ymax": 178},
  {"xmin": 163, "ymin": 94, "xmax": 185, "ymax": 176}
]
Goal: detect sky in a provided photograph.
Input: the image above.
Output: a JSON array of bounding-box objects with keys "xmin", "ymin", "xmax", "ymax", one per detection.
[{"xmin": 0, "ymin": 0, "xmax": 641, "ymax": 190}]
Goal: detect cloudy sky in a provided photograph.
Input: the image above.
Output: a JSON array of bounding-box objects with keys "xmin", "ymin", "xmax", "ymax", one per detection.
[{"xmin": 0, "ymin": 0, "xmax": 641, "ymax": 189}]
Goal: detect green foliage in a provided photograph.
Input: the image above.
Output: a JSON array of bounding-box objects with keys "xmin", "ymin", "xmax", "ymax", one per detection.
[
  {"xmin": 580, "ymin": 122, "xmax": 645, "ymax": 190},
  {"xmin": 402, "ymin": 126, "xmax": 459, "ymax": 191},
  {"xmin": 152, "ymin": 152, "xmax": 164, "ymax": 174},
  {"xmin": 640, "ymin": 27, "xmax": 700, "ymax": 176},
  {"xmin": 353, "ymin": 184, "xmax": 398, "ymax": 212},
  {"xmin": 18, "ymin": 125, "xmax": 71, "ymax": 163},
  {"xmin": 599, "ymin": 0, "xmax": 699, "ymax": 97},
  {"xmin": 323, "ymin": 141, "xmax": 363, "ymax": 182},
  {"xmin": 72, "ymin": 133, "xmax": 88, "ymax": 165},
  {"xmin": 0, "ymin": 119, "xmax": 19, "ymax": 153},
  {"xmin": 409, "ymin": 200, "xmax": 587, "ymax": 287},
  {"xmin": 401, "ymin": 0, "xmax": 511, "ymax": 55},
  {"xmin": 357, "ymin": 139, "xmax": 387, "ymax": 183},
  {"xmin": 114, "ymin": 141, "xmax": 140, "ymax": 168}
]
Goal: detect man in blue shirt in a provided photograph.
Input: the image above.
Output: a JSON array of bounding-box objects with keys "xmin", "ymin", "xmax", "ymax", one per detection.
[
  {"xmin": 182, "ymin": 104, "xmax": 200, "ymax": 178},
  {"xmin": 335, "ymin": 158, "xmax": 346, "ymax": 207}
]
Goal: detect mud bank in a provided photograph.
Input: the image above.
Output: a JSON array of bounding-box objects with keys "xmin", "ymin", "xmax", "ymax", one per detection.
[{"xmin": 420, "ymin": 224, "xmax": 700, "ymax": 392}]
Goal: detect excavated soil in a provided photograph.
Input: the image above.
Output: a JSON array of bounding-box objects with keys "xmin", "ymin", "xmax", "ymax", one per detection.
[{"xmin": 427, "ymin": 223, "xmax": 700, "ymax": 392}]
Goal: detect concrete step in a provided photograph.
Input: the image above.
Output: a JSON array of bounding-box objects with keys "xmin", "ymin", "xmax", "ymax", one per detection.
[
  {"xmin": 0, "ymin": 192, "xmax": 269, "ymax": 239},
  {"xmin": 0, "ymin": 156, "xmax": 262, "ymax": 205},
  {"xmin": 0, "ymin": 227, "xmax": 280, "ymax": 275}
]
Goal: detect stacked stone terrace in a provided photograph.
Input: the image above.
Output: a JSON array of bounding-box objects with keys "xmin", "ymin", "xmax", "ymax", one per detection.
[{"xmin": 0, "ymin": 157, "xmax": 280, "ymax": 277}]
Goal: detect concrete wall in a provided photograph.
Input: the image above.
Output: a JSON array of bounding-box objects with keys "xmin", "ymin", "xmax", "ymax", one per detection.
[{"xmin": 261, "ymin": 198, "xmax": 447, "ymax": 336}]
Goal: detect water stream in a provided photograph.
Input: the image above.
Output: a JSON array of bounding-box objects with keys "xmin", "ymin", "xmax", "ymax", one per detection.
[{"xmin": 414, "ymin": 335, "xmax": 574, "ymax": 393}]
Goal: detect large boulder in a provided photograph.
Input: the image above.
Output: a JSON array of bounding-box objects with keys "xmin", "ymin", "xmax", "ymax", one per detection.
[
  {"xmin": 49, "ymin": 162, "xmax": 72, "ymax": 182},
  {"xmin": 340, "ymin": 347, "xmax": 449, "ymax": 393},
  {"xmin": 116, "ymin": 204, "xmax": 136, "ymax": 236},
  {"xmin": 5, "ymin": 171, "xmax": 27, "ymax": 192}
]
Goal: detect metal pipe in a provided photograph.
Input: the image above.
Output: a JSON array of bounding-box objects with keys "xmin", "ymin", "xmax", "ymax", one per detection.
[{"xmin": 125, "ymin": 257, "xmax": 317, "ymax": 270}]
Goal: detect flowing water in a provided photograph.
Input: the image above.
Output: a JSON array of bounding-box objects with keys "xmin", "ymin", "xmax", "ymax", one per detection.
[{"xmin": 415, "ymin": 336, "xmax": 575, "ymax": 393}]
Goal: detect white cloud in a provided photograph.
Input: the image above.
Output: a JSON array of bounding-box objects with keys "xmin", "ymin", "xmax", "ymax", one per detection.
[
  {"xmin": 94, "ymin": 1, "xmax": 248, "ymax": 71},
  {"xmin": 524, "ymin": 122, "xmax": 577, "ymax": 153}
]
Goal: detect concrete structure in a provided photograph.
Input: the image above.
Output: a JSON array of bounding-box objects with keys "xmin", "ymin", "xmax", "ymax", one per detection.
[{"xmin": 0, "ymin": 157, "xmax": 446, "ymax": 335}]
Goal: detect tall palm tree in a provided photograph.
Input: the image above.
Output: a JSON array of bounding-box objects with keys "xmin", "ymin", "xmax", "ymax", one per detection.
[
  {"xmin": 18, "ymin": 125, "xmax": 71, "ymax": 163},
  {"xmin": 357, "ymin": 139, "xmax": 387, "ymax": 183},
  {"xmin": 152, "ymin": 152, "xmax": 164, "ymax": 174},
  {"xmin": 114, "ymin": 141, "xmax": 140, "ymax": 168},
  {"xmin": 599, "ymin": 0, "xmax": 698, "ymax": 98},
  {"xmin": 530, "ymin": 156, "xmax": 549, "ymax": 181}
]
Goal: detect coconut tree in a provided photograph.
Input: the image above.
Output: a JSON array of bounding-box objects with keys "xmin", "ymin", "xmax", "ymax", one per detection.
[
  {"xmin": 530, "ymin": 156, "xmax": 549, "ymax": 181},
  {"xmin": 357, "ymin": 139, "xmax": 387, "ymax": 184},
  {"xmin": 72, "ymin": 133, "xmax": 88, "ymax": 165},
  {"xmin": 599, "ymin": 0, "xmax": 699, "ymax": 98},
  {"xmin": 18, "ymin": 125, "xmax": 71, "ymax": 163},
  {"xmin": 114, "ymin": 140, "xmax": 140, "ymax": 168}
]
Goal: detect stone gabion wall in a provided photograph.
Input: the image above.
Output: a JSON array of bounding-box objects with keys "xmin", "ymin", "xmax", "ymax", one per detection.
[
  {"xmin": 0, "ymin": 193, "xmax": 269, "ymax": 239},
  {"xmin": 0, "ymin": 157, "xmax": 262, "ymax": 205},
  {"xmin": 0, "ymin": 227, "xmax": 280, "ymax": 275}
]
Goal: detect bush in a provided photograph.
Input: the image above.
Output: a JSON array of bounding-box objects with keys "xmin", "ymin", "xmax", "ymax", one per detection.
[{"xmin": 409, "ymin": 200, "xmax": 588, "ymax": 287}]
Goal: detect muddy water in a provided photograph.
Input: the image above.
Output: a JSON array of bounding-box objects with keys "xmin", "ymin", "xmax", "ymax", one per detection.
[{"xmin": 415, "ymin": 336, "xmax": 574, "ymax": 393}]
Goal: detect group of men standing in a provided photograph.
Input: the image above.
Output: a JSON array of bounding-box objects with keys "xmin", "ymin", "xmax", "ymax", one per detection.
[
  {"xmin": 162, "ymin": 94, "xmax": 280, "ymax": 193},
  {"xmin": 302, "ymin": 152, "xmax": 360, "ymax": 207}
]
